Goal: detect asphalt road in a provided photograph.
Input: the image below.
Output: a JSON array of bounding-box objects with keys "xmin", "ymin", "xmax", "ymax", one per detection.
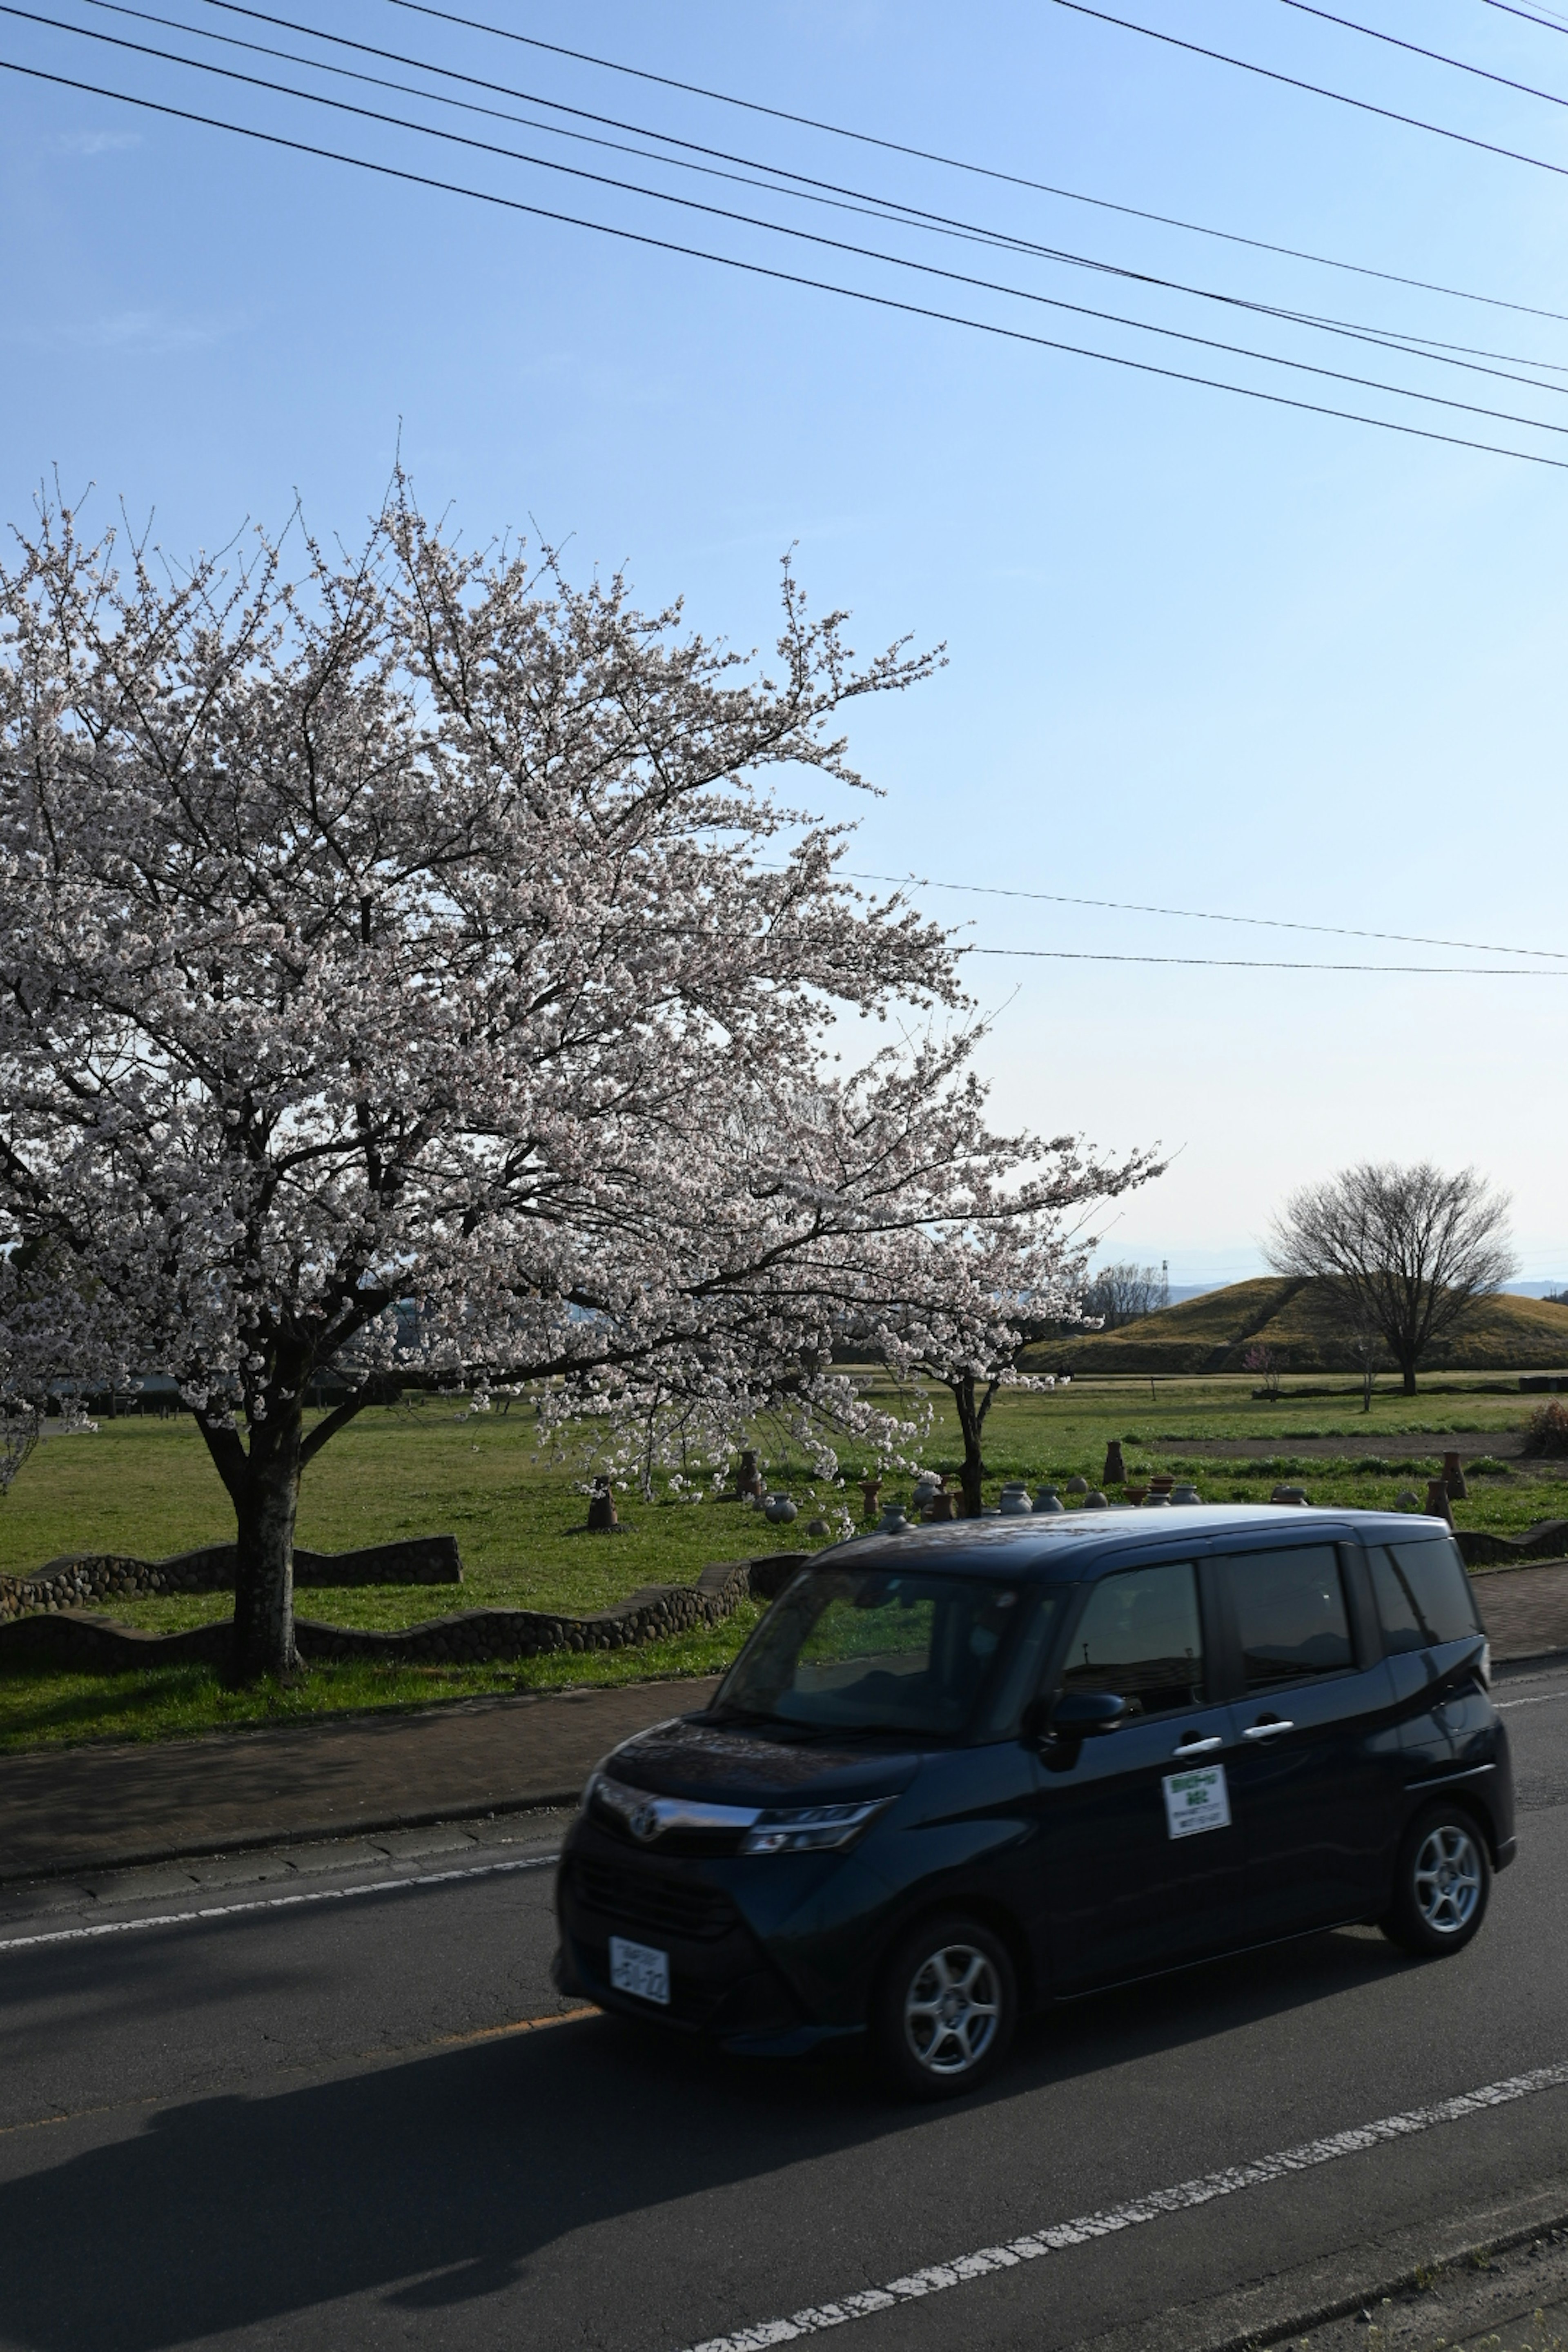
[{"xmin": 4, "ymin": 1668, "xmax": 1568, "ymax": 2352}]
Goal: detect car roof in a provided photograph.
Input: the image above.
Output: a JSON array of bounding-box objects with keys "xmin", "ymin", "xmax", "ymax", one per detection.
[{"xmin": 823, "ymin": 1503, "xmax": 1453, "ymax": 1583}]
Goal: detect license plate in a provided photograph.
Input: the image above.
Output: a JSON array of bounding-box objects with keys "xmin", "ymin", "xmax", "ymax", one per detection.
[{"xmin": 609, "ymin": 1934, "xmax": 670, "ymax": 2006}]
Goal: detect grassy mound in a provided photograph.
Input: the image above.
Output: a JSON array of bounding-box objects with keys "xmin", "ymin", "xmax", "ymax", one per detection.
[{"xmin": 1047, "ymin": 1278, "xmax": 1568, "ymax": 1376}]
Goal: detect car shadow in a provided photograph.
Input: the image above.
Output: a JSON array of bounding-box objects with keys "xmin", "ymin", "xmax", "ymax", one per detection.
[{"xmin": 0, "ymin": 1921, "xmax": 1424, "ymax": 2351}]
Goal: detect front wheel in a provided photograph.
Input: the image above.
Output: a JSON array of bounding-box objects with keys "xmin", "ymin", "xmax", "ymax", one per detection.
[
  {"xmin": 872, "ymin": 1915, "xmax": 1018, "ymax": 2100},
  {"xmin": 1381, "ymin": 1804, "xmax": 1491, "ymax": 1957}
]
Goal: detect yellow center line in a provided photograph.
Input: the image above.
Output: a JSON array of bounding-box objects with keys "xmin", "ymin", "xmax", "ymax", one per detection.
[
  {"xmin": 0, "ymin": 2007, "xmax": 599, "ymax": 2140},
  {"xmin": 408, "ymin": 2005, "xmax": 599, "ymax": 2051}
]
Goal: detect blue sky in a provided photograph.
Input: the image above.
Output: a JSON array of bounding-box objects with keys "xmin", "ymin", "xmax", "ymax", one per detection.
[{"xmin": 2, "ymin": 0, "xmax": 1565, "ymax": 1284}]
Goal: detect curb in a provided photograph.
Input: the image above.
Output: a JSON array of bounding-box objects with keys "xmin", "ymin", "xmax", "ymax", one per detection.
[
  {"xmin": 1069, "ymin": 2181, "xmax": 1568, "ymax": 2352},
  {"xmin": 1208, "ymin": 2199, "xmax": 1568, "ymax": 2352},
  {"xmin": 0, "ymin": 1786, "xmax": 584, "ymax": 1889},
  {"xmin": 1494, "ymin": 1645, "xmax": 1568, "ymax": 1677}
]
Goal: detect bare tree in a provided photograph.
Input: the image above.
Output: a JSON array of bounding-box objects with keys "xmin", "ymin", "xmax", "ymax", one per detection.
[
  {"xmin": 1267, "ymin": 1163, "xmax": 1515, "ymax": 1396},
  {"xmin": 1082, "ymin": 1261, "xmax": 1169, "ymax": 1330},
  {"xmin": 1329, "ymin": 1290, "xmax": 1385, "ymax": 1414}
]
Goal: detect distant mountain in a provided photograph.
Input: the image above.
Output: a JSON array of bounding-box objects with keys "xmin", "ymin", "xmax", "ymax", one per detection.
[{"xmin": 1040, "ymin": 1276, "xmax": 1568, "ymax": 1375}]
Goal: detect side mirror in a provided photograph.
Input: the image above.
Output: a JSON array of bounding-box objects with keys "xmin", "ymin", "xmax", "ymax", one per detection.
[{"xmin": 1047, "ymin": 1689, "xmax": 1128, "ymax": 1739}]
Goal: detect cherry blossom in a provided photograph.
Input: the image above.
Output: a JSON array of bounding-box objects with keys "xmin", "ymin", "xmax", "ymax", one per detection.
[{"xmin": 0, "ymin": 484, "xmax": 1155, "ymax": 1679}]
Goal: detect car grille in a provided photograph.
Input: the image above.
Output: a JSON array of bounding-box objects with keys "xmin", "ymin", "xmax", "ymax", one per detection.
[{"xmin": 571, "ymin": 1857, "xmax": 740, "ymax": 1944}]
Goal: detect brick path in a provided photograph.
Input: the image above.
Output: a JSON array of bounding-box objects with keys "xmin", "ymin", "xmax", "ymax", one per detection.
[{"xmin": 1473, "ymin": 1559, "xmax": 1568, "ymax": 1664}]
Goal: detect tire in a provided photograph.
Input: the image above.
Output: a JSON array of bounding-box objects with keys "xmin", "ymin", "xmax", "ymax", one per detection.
[
  {"xmin": 1381, "ymin": 1803, "xmax": 1492, "ymax": 1957},
  {"xmin": 872, "ymin": 1914, "xmax": 1018, "ymax": 2100}
]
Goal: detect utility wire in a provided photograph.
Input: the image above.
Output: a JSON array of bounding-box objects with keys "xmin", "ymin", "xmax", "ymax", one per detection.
[
  {"xmin": 1047, "ymin": 0, "xmax": 1568, "ymax": 185},
  {"xmin": 1488, "ymin": 2, "xmax": 1568, "ymax": 31},
  {"xmin": 60, "ymin": 0, "xmax": 1568, "ymax": 390},
  {"xmin": 833, "ymin": 871, "xmax": 1568, "ymax": 961},
  {"xmin": 7, "ymin": 54, "xmax": 1568, "ymax": 473},
  {"xmin": 15, "ymin": 8, "xmax": 1568, "ymax": 445},
  {"xmin": 64, "ymin": 0, "xmax": 1568, "ymax": 390},
  {"xmin": 1274, "ymin": 0, "xmax": 1568, "ymax": 112},
  {"xmin": 378, "ymin": 0, "xmax": 1568, "ymax": 330},
  {"xmin": 968, "ymin": 949, "xmax": 1568, "ymax": 973}
]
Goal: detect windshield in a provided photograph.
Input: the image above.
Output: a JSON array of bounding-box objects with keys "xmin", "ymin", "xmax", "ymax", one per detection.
[{"xmin": 713, "ymin": 1566, "xmax": 1045, "ymax": 1739}]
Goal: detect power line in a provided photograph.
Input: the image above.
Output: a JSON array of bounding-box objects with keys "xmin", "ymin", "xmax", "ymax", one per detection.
[
  {"xmin": 833, "ymin": 871, "xmax": 1568, "ymax": 961},
  {"xmin": 15, "ymin": 9, "xmax": 1568, "ymax": 446},
  {"xmin": 57, "ymin": 0, "xmax": 1568, "ymax": 393},
  {"xmin": 1274, "ymin": 0, "xmax": 1568, "ymax": 112},
  {"xmin": 1487, "ymin": 2, "xmax": 1568, "ymax": 31},
  {"xmin": 377, "ymin": 0, "xmax": 1568, "ymax": 330},
  {"xmin": 68, "ymin": 0, "xmax": 1568, "ymax": 390},
  {"xmin": 7, "ymin": 54, "xmax": 1568, "ymax": 472},
  {"xmin": 968, "ymin": 949, "xmax": 1568, "ymax": 973},
  {"xmin": 1047, "ymin": 0, "xmax": 1568, "ymax": 185}
]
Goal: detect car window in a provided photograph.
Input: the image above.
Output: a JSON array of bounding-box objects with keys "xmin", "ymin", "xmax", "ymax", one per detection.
[
  {"xmin": 1227, "ymin": 1546, "xmax": 1353, "ymax": 1690},
  {"xmin": 1370, "ymin": 1536, "xmax": 1481, "ymax": 1653},
  {"xmin": 1060, "ymin": 1561, "xmax": 1205, "ymax": 1718},
  {"xmin": 714, "ymin": 1568, "xmax": 1042, "ymax": 1737}
]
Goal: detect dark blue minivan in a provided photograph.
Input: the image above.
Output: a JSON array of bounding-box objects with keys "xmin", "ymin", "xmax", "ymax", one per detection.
[{"xmin": 554, "ymin": 1506, "xmax": 1512, "ymax": 2097}]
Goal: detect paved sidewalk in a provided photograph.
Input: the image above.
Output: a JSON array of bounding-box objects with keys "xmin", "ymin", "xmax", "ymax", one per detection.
[
  {"xmin": 0, "ymin": 1806, "xmax": 578, "ymax": 1935},
  {"xmin": 1475, "ymin": 1559, "xmax": 1568, "ymax": 1664},
  {"xmin": 0, "ymin": 1674, "xmax": 718, "ymax": 1883},
  {"xmin": 1, "ymin": 1558, "xmax": 1562, "ymax": 1886}
]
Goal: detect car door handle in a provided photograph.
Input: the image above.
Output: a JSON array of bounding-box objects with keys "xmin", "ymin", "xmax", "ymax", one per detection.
[
  {"xmin": 1174, "ymin": 1735, "xmax": 1224, "ymax": 1755},
  {"xmin": 1242, "ymin": 1719, "xmax": 1296, "ymax": 1740}
]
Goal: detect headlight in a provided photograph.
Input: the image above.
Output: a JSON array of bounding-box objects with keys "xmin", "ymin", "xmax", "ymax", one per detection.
[{"xmin": 740, "ymin": 1798, "xmax": 891, "ymax": 1855}]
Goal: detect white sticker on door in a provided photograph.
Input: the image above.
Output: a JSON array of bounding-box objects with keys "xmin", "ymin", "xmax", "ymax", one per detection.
[{"xmin": 1163, "ymin": 1763, "xmax": 1232, "ymax": 1839}]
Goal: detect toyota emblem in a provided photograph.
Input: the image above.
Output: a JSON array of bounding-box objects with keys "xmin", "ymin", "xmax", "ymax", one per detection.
[{"xmin": 629, "ymin": 1802, "xmax": 661, "ymax": 1843}]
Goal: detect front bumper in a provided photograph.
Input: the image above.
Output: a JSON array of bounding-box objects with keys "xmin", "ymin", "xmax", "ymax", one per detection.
[{"xmin": 557, "ymin": 1844, "xmax": 806, "ymax": 2047}]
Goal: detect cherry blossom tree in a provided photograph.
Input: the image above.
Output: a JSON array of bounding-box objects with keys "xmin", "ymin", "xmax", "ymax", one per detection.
[
  {"xmin": 858, "ymin": 1135, "xmax": 1158, "ymax": 1517},
  {"xmin": 0, "ymin": 485, "xmax": 1153, "ymax": 1679}
]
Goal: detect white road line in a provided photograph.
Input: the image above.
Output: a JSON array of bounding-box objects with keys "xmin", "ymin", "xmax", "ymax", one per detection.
[
  {"xmin": 680, "ymin": 2060, "xmax": 1568, "ymax": 2352},
  {"xmin": 1497, "ymin": 1689, "xmax": 1568, "ymax": 1709},
  {"xmin": 0, "ymin": 1851, "xmax": 562, "ymax": 1951}
]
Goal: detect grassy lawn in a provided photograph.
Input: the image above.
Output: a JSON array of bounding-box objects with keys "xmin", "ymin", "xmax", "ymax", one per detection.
[
  {"xmin": 0, "ymin": 1608, "xmax": 761, "ymax": 1754},
  {"xmin": 2, "ymin": 1374, "xmax": 1564, "ymax": 1752}
]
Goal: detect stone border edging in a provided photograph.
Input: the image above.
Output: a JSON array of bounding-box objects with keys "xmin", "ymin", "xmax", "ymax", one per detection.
[
  {"xmin": 0, "ymin": 1791, "xmax": 587, "ymax": 1889},
  {"xmin": 0, "ymin": 1552, "xmax": 810, "ymax": 1673},
  {"xmin": 1457, "ymin": 1520, "xmax": 1568, "ymax": 1568},
  {"xmin": 0, "ymin": 1535, "xmax": 463, "ymax": 1622}
]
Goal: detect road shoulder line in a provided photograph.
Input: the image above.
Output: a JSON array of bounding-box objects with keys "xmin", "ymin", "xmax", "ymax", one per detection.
[{"xmin": 679, "ymin": 2066, "xmax": 1568, "ymax": 2352}]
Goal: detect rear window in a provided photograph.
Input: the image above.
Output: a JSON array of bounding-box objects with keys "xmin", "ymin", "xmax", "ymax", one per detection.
[
  {"xmin": 1370, "ymin": 1537, "xmax": 1481, "ymax": 1653},
  {"xmin": 1061, "ymin": 1560, "xmax": 1206, "ymax": 1717},
  {"xmin": 1226, "ymin": 1546, "xmax": 1354, "ymax": 1691}
]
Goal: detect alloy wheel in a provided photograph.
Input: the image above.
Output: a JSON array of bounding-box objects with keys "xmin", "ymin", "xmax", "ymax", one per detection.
[
  {"xmin": 902, "ymin": 1941, "xmax": 1002, "ymax": 2077},
  {"xmin": 1412, "ymin": 1823, "xmax": 1482, "ymax": 1936}
]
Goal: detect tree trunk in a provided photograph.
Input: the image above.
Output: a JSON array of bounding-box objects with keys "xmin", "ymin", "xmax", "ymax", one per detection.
[
  {"xmin": 1400, "ymin": 1363, "xmax": 1418, "ymax": 1396},
  {"xmin": 231, "ymin": 1399, "xmax": 305, "ymax": 1682},
  {"xmin": 953, "ymin": 1376, "xmax": 987, "ymax": 1518}
]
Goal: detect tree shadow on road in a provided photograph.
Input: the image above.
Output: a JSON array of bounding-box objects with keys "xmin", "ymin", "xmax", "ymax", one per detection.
[{"xmin": 0, "ymin": 1923, "xmax": 1443, "ymax": 2352}]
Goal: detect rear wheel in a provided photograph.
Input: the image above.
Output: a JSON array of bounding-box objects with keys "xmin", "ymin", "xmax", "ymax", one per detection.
[
  {"xmin": 872, "ymin": 1914, "xmax": 1017, "ymax": 2100},
  {"xmin": 1381, "ymin": 1804, "xmax": 1491, "ymax": 1957}
]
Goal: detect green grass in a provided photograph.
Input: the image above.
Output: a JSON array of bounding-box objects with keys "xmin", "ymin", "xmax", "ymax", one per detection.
[
  {"xmin": 0, "ymin": 1407, "xmax": 832, "ymax": 1610},
  {"xmin": 0, "ymin": 1606, "xmax": 760, "ymax": 1754},
  {"xmin": 1051, "ymin": 1275, "xmax": 1568, "ymax": 1376},
  {"xmin": 2, "ymin": 1373, "xmax": 1563, "ymax": 1752}
]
